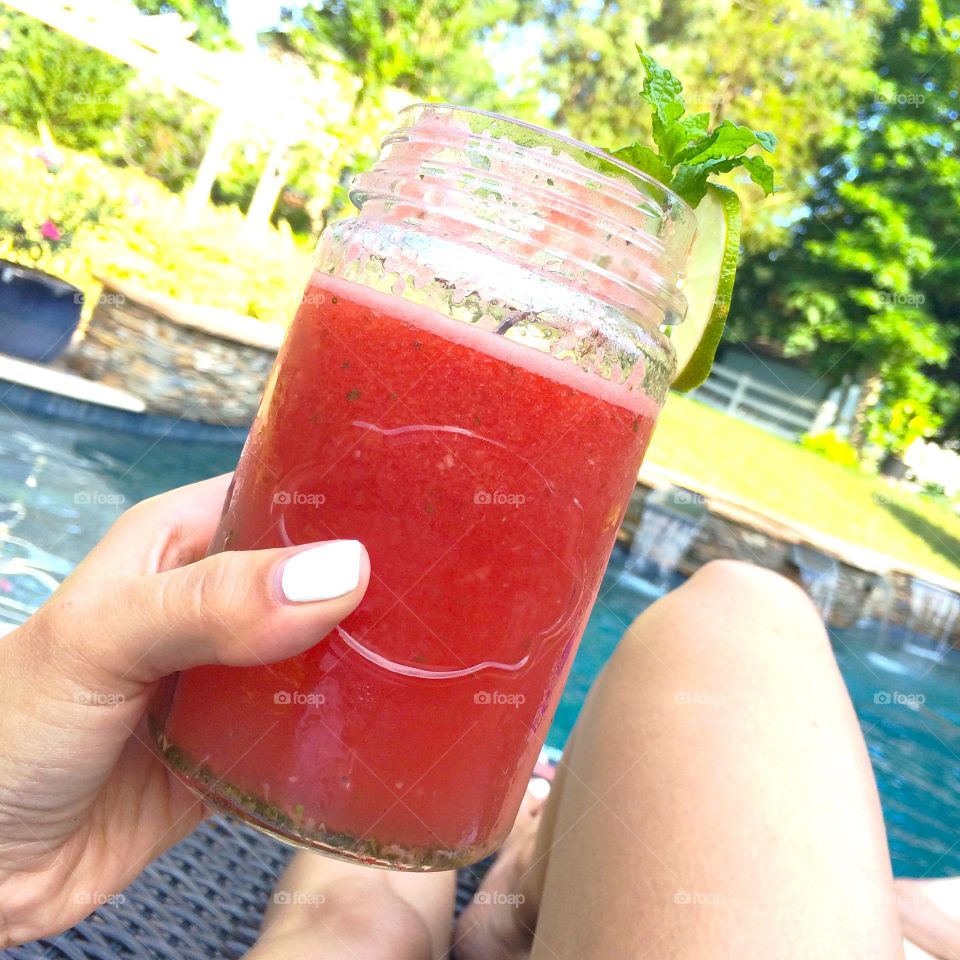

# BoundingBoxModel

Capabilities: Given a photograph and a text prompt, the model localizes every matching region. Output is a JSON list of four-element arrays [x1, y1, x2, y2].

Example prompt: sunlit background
[[0, 0, 958, 894]]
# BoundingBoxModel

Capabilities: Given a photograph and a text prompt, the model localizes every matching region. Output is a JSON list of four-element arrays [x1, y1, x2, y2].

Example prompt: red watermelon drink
[[149, 105, 695, 869]]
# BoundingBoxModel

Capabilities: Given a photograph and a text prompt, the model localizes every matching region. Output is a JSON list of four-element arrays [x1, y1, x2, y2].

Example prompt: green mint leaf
[[672, 155, 778, 206], [637, 45, 685, 123], [650, 113, 676, 160], [611, 142, 673, 184], [740, 154, 777, 195], [677, 121, 767, 164], [683, 112, 712, 138], [673, 131, 719, 166], [672, 155, 777, 206], [755, 131, 778, 153], [654, 111, 712, 167], [609, 48, 778, 209], [671, 159, 742, 207]]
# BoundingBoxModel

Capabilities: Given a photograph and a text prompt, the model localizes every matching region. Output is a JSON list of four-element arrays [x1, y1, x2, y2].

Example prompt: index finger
[[73, 472, 235, 578]]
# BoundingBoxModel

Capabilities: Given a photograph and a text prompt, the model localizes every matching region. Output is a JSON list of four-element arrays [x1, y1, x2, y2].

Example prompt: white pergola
[[0, 0, 355, 230]]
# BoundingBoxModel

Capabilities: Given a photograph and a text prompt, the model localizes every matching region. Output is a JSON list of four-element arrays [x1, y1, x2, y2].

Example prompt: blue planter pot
[[879, 452, 910, 480], [0, 259, 83, 363]]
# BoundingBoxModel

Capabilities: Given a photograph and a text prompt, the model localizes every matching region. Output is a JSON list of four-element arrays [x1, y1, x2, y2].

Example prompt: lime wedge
[[669, 183, 742, 392]]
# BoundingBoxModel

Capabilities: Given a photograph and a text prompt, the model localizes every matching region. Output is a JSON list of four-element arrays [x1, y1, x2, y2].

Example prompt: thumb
[[48, 540, 370, 687]]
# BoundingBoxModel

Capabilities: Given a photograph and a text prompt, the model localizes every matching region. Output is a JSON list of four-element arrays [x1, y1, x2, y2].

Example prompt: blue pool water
[[1, 408, 958, 878], [551, 559, 960, 878]]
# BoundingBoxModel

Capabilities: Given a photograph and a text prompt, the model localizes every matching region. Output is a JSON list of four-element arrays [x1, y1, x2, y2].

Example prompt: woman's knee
[[689, 557, 813, 605], [670, 559, 820, 632], [613, 558, 831, 678]]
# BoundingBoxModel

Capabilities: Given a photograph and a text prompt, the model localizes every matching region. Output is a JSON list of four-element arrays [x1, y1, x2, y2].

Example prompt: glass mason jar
[[149, 105, 694, 870]]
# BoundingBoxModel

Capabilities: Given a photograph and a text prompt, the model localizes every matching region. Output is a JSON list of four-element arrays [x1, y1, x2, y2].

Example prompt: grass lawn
[[645, 394, 960, 582]]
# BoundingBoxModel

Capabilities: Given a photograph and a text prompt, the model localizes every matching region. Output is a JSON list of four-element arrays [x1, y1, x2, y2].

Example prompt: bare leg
[[457, 560, 904, 959], [245, 851, 455, 960]]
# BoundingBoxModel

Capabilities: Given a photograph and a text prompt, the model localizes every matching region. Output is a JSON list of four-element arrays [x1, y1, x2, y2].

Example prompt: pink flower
[[30, 147, 62, 172], [40, 220, 63, 242]]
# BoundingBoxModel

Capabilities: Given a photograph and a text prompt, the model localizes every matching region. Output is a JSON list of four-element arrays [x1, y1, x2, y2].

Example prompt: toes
[[516, 778, 551, 821], [528, 776, 551, 809]]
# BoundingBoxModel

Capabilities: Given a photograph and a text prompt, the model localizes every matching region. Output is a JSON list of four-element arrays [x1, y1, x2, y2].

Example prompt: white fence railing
[[691, 363, 825, 439]]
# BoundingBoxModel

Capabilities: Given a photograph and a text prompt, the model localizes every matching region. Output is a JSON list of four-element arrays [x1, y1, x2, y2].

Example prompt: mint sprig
[[612, 47, 777, 208]]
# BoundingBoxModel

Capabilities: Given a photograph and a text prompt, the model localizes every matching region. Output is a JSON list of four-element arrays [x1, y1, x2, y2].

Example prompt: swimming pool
[[1, 407, 957, 877], [553, 561, 960, 878]]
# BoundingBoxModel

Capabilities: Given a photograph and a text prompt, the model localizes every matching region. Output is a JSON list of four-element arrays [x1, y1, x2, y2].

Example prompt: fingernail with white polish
[[280, 540, 363, 603]]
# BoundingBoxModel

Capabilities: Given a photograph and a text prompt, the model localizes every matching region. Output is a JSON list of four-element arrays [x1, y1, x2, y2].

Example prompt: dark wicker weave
[[2, 817, 489, 960]]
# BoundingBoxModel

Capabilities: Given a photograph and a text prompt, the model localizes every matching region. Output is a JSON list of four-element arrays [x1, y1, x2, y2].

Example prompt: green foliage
[[869, 398, 942, 456], [731, 0, 959, 445], [260, 1, 541, 228], [104, 84, 216, 193], [0, 11, 131, 149], [0, 128, 312, 325], [0, 0, 953, 457], [611, 48, 776, 207], [534, 0, 888, 244], [0, 146, 119, 269], [800, 431, 861, 469], [84, 192, 313, 322], [919, 482, 950, 506], [269, 0, 527, 108], [532, 0, 664, 146]]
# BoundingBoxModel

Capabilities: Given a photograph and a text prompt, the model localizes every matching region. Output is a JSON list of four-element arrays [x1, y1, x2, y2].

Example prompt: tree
[[532, 0, 889, 245], [100, 4, 233, 196], [105, 86, 216, 193], [261, 0, 538, 225], [532, 0, 670, 147], [730, 0, 960, 449], [271, 0, 529, 109], [0, 12, 131, 149]]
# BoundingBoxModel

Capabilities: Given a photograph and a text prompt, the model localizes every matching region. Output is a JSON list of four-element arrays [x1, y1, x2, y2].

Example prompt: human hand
[[0, 474, 369, 947]]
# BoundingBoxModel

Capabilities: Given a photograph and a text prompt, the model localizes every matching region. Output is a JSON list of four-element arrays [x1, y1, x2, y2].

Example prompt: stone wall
[[623, 483, 960, 646], [67, 278, 282, 426]]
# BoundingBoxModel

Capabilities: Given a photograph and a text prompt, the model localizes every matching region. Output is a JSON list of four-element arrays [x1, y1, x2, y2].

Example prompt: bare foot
[[245, 849, 456, 960], [452, 778, 551, 960]]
